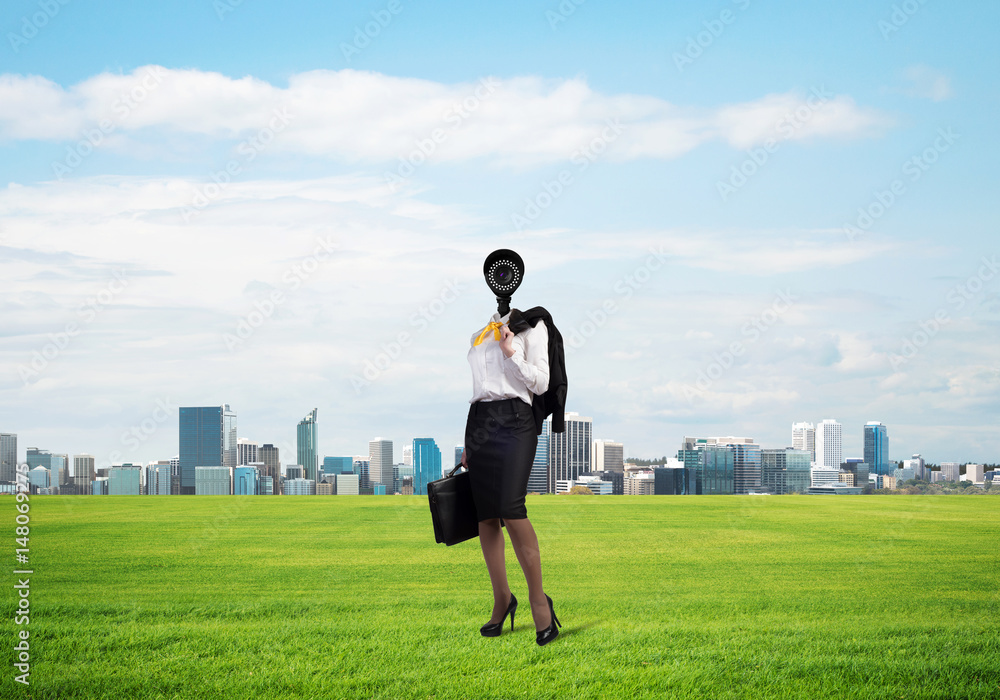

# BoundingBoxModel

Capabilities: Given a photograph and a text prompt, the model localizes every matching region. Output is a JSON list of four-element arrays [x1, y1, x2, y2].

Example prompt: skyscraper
[[528, 428, 549, 494], [815, 419, 842, 469], [792, 422, 816, 462], [369, 438, 393, 492], [548, 413, 592, 493], [179, 404, 237, 494], [678, 438, 735, 495], [0, 433, 16, 483], [762, 448, 812, 494], [237, 438, 259, 466], [708, 436, 761, 494], [863, 421, 890, 475], [74, 454, 96, 494], [297, 408, 318, 482], [593, 440, 624, 473], [258, 444, 280, 494], [412, 438, 441, 495]]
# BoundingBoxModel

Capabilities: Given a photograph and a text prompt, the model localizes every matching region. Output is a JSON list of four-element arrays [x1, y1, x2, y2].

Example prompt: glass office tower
[[412, 438, 442, 495], [864, 421, 890, 475], [179, 405, 236, 495], [297, 408, 318, 482]]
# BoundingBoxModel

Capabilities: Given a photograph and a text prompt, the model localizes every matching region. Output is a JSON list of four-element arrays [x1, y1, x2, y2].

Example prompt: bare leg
[[478, 519, 512, 623], [503, 517, 552, 631]]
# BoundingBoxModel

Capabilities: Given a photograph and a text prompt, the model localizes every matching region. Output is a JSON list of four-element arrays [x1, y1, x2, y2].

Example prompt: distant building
[[678, 438, 735, 494], [234, 466, 259, 495], [810, 465, 840, 488], [528, 429, 549, 494], [556, 474, 613, 495], [258, 445, 279, 494], [761, 448, 812, 494], [237, 438, 258, 467], [284, 478, 316, 495], [354, 459, 370, 488], [652, 466, 689, 495], [593, 440, 624, 473], [939, 462, 960, 482], [285, 465, 304, 480], [369, 438, 393, 492], [0, 433, 16, 484], [454, 445, 464, 470], [336, 473, 359, 495], [297, 408, 319, 482], [548, 413, 592, 493], [893, 465, 916, 483], [808, 483, 863, 495], [863, 422, 890, 475], [316, 479, 334, 495], [708, 437, 761, 494], [840, 459, 870, 490], [815, 419, 842, 469], [179, 405, 236, 494], [74, 454, 96, 494], [323, 456, 354, 475], [108, 465, 142, 495], [965, 464, 985, 484], [902, 454, 926, 480], [412, 438, 442, 495], [146, 462, 172, 495], [195, 466, 232, 495], [28, 466, 51, 492], [624, 471, 656, 495], [791, 422, 816, 462]]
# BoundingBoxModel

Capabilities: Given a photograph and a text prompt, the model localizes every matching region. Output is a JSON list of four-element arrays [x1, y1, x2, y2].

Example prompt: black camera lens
[[489, 260, 519, 291]]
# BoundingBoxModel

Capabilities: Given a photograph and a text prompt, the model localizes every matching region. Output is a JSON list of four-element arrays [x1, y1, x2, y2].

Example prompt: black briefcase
[[427, 464, 479, 546]]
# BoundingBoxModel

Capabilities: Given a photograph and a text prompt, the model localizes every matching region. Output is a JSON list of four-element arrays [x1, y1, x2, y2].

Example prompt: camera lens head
[[483, 249, 524, 298]]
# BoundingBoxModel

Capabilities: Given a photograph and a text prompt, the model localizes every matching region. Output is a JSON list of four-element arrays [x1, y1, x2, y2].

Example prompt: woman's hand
[[461, 448, 468, 469], [499, 324, 515, 358]]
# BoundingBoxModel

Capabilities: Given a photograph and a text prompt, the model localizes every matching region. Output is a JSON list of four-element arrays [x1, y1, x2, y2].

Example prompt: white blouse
[[468, 311, 550, 405]]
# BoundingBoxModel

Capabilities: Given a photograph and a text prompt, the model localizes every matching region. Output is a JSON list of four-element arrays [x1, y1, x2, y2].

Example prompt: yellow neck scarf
[[473, 321, 503, 346]]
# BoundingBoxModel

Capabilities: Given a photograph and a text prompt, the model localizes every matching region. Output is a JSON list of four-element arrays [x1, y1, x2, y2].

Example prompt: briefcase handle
[[447, 463, 467, 478]]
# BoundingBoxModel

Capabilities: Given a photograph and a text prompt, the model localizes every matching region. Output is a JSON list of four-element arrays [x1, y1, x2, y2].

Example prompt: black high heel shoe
[[480, 593, 517, 637], [535, 594, 562, 646]]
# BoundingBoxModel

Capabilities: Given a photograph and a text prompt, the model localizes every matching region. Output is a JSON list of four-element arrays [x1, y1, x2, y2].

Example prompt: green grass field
[[5, 494, 999, 699]]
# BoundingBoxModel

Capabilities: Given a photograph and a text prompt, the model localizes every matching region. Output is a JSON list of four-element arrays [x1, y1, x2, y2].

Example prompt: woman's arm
[[499, 321, 550, 395]]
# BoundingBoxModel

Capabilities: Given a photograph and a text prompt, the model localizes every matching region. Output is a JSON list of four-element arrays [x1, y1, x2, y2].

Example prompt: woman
[[460, 308, 562, 646]]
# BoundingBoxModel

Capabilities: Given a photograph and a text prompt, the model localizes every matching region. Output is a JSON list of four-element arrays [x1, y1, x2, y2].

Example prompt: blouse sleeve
[[503, 320, 550, 395]]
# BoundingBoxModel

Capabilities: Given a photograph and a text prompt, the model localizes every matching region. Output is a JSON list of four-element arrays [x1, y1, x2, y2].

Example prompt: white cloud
[[901, 65, 953, 102], [0, 66, 892, 166]]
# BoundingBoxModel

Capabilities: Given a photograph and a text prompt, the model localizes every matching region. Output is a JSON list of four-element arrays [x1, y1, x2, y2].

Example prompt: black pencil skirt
[[464, 397, 538, 521]]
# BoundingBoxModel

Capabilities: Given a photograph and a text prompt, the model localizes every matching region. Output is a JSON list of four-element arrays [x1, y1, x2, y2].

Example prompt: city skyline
[[2, 2, 998, 465]]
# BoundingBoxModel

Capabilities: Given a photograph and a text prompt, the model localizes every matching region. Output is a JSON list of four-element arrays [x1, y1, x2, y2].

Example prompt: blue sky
[[2, 0, 998, 470]]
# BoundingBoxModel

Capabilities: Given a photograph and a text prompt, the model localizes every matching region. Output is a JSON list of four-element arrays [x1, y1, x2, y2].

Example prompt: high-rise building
[[369, 438, 393, 491], [761, 448, 812, 494], [28, 466, 51, 492], [548, 413, 592, 493], [74, 454, 96, 494], [179, 405, 236, 494], [0, 433, 16, 483], [528, 429, 549, 494], [403, 445, 413, 466], [593, 440, 624, 473], [939, 462, 960, 482], [234, 466, 259, 495], [412, 438, 442, 496], [678, 438, 735, 494], [354, 459, 370, 488], [297, 408, 318, 482], [454, 445, 464, 470], [27, 447, 60, 471], [323, 456, 354, 475], [258, 444, 280, 495], [108, 466, 142, 495], [903, 454, 926, 481], [863, 421, 890, 475], [237, 438, 259, 466], [145, 461, 171, 495], [841, 459, 871, 489], [815, 419, 842, 469], [792, 423, 816, 462], [708, 437, 761, 494]]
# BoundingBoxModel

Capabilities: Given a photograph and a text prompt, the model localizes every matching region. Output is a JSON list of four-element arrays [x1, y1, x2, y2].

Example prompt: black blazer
[[508, 306, 567, 434]]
